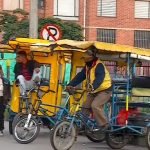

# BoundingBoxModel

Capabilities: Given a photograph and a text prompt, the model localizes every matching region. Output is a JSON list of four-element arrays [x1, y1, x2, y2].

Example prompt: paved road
[[0, 121, 147, 150]]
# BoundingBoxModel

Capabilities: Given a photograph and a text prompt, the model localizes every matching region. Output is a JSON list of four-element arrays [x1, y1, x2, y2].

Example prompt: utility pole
[[29, 0, 38, 38]]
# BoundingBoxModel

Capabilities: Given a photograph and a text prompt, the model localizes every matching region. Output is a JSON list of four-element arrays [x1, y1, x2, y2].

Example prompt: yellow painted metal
[[69, 52, 87, 106], [0, 44, 14, 53], [8, 38, 66, 115], [125, 95, 129, 111], [10, 84, 20, 113]]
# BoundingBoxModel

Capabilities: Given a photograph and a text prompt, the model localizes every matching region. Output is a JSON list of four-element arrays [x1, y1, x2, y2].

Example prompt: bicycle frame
[[24, 92, 71, 128], [65, 89, 111, 133]]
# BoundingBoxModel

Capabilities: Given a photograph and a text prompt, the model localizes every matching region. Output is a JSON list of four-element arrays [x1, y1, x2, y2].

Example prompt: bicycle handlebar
[[65, 86, 86, 101]]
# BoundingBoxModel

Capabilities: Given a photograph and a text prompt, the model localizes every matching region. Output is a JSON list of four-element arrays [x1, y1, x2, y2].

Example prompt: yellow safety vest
[[86, 60, 112, 93]]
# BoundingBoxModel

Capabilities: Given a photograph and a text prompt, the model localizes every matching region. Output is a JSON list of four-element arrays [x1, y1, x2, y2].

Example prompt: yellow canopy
[[7, 38, 150, 59], [8, 38, 50, 52], [51, 39, 150, 57], [0, 44, 15, 53]]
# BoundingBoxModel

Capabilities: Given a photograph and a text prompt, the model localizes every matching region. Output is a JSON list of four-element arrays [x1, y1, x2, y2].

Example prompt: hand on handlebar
[[65, 86, 75, 95], [87, 84, 94, 93], [87, 87, 92, 92], [65, 86, 75, 91]]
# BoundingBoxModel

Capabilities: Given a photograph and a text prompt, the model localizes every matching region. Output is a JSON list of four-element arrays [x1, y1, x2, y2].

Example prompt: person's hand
[[87, 87, 92, 92], [35, 68, 40, 73], [87, 84, 94, 93], [65, 86, 74, 91], [65, 86, 76, 95]]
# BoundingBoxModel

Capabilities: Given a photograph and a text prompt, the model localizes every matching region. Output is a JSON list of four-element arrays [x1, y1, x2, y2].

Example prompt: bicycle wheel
[[146, 127, 150, 149], [12, 113, 24, 131], [50, 121, 77, 150], [13, 116, 40, 144], [106, 132, 129, 149], [85, 129, 105, 142], [9, 120, 13, 135]]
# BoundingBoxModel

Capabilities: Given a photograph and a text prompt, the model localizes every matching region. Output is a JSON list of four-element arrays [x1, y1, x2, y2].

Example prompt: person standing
[[0, 65, 11, 136]]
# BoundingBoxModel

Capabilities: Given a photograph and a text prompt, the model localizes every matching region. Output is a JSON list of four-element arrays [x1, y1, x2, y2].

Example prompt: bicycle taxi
[[10, 38, 106, 144], [46, 39, 150, 150], [5, 38, 72, 135]]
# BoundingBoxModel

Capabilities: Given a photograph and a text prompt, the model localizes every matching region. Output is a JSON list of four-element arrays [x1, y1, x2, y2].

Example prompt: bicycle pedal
[[38, 121, 43, 125]]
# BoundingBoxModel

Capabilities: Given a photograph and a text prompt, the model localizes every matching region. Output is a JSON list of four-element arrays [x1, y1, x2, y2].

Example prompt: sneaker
[[0, 131, 4, 136], [92, 124, 109, 132]]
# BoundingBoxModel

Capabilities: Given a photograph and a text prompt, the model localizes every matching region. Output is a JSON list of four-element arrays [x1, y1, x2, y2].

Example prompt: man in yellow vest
[[66, 49, 112, 131]]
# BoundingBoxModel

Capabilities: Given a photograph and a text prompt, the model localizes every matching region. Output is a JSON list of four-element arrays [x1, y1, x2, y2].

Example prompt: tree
[[0, 9, 83, 43]]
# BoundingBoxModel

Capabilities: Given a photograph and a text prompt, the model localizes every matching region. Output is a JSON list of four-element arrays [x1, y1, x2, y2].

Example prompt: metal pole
[[83, 0, 87, 41], [29, 0, 38, 38]]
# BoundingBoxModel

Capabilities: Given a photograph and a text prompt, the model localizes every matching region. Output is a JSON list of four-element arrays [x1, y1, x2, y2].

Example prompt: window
[[134, 31, 150, 49], [54, 0, 79, 20], [38, 0, 45, 9], [97, 0, 116, 17], [3, 0, 24, 10], [135, 1, 150, 18], [40, 64, 51, 86], [64, 63, 71, 85], [97, 29, 116, 43]]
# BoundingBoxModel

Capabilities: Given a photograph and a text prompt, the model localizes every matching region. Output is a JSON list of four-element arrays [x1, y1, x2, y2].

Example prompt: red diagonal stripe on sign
[[45, 27, 57, 41]]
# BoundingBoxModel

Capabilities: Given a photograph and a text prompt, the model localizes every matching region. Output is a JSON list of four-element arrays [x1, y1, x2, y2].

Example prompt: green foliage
[[2, 15, 29, 43], [13, 8, 28, 15], [0, 10, 83, 43]]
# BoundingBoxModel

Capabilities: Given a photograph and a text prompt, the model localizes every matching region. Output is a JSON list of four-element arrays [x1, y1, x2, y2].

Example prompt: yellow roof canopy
[[50, 39, 150, 57]]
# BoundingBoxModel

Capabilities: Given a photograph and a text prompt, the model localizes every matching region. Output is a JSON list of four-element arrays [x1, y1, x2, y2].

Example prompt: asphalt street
[[0, 121, 148, 150]]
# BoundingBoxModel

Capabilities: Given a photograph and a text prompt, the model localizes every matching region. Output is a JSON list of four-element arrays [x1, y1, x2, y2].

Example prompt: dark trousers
[[0, 97, 6, 131]]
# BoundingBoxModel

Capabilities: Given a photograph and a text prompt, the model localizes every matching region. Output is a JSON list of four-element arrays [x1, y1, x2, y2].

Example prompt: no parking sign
[[40, 24, 62, 41]]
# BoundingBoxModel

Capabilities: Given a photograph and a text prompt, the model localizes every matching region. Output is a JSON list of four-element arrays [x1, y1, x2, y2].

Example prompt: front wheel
[[13, 116, 40, 144], [9, 120, 13, 135], [50, 121, 77, 150], [12, 113, 25, 131], [106, 132, 129, 149]]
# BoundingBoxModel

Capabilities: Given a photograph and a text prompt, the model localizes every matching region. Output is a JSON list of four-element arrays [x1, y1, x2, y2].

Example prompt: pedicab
[[8, 38, 104, 144], [7, 38, 70, 135], [9, 39, 112, 144], [46, 39, 150, 150]]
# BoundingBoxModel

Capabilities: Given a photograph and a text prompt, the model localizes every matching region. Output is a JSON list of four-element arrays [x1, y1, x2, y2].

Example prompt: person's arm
[[92, 63, 105, 90], [31, 60, 40, 73], [34, 60, 40, 68], [14, 63, 21, 79], [67, 67, 86, 87]]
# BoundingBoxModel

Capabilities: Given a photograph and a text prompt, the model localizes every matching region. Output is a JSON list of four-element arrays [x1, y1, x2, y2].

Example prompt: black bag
[[132, 76, 150, 88]]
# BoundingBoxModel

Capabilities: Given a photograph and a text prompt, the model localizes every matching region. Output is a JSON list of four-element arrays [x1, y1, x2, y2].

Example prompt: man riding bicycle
[[66, 49, 112, 131]]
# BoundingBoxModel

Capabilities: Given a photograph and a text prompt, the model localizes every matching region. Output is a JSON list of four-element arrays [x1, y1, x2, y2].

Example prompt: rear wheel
[[85, 129, 105, 142], [146, 128, 150, 149], [13, 116, 40, 144], [50, 121, 77, 150], [106, 132, 129, 149]]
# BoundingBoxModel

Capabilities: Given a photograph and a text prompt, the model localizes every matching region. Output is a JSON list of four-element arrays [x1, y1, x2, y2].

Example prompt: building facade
[[0, 0, 149, 49]]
